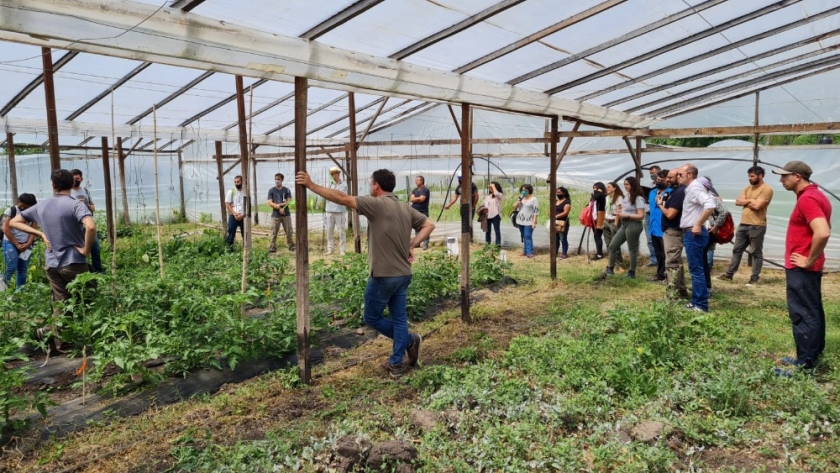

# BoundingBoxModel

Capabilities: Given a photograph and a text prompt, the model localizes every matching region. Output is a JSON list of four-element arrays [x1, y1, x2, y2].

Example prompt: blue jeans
[[485, 215, 501, 245], [683, 228, 710, 311], [645, 212, 657, 265], [522, 225, 534, 256], [555, 226, 569, 256], [90, 233, 103, 273], [3, 239, 31, 289], [227, 215, 244, 246], [364, 275, 413, 366]]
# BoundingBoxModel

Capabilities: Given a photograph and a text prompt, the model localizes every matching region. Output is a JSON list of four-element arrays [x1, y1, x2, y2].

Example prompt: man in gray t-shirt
[[12, 169, 96, 353], [296, 168, 434, 377]]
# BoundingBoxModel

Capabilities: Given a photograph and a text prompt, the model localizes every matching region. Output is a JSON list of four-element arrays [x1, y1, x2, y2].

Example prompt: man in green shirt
[[296, 169, 435, 377]]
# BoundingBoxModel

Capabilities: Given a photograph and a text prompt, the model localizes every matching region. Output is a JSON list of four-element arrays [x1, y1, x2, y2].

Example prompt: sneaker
[[648, 276, 665, 282], [289, 245, 296, 252], [268, 248, 276, 254], [718, 273, 733, 281], [781, 356, 800, 366], [625, 271, 636, 279], [745, 276, 759, 287], [646, 262, 657, 267], [325, 250, 333, 256], [592, 254, 604, 261], [560, 253, 567, 259], [406, 333, 421, 367], [382, 361, 408, 378], [684, 303, 705, 313], [598, 266, 614, 280]]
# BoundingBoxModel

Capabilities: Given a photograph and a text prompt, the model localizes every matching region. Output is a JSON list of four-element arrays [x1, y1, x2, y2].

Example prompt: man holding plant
[[296, 168, 435, 377]]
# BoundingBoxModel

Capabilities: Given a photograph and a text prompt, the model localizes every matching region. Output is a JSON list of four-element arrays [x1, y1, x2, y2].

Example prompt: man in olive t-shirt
[[720, 165, 773, 285], [296, 169, 435, 377]]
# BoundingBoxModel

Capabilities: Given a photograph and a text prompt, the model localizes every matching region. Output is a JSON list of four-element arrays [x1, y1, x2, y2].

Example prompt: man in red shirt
[[772, 161, 832, 375]]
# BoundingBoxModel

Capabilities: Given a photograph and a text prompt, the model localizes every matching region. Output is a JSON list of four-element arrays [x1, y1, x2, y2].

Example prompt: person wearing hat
[[677, 163, 716, 312], [325, 166, 348, 255], [719, 165, 773, 286], [2, 193, 38, 290], [772, 161, 831, 375], [444, 175, 479, 242]]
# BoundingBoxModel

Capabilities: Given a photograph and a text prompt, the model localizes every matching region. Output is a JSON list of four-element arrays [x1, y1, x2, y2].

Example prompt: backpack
[[715, 212, 735, 244], [579, 200, 595, 228]]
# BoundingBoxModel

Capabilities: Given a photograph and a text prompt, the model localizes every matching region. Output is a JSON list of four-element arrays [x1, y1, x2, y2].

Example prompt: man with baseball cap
[[325, 166, 348, 256], [772, 160, 831, 376]]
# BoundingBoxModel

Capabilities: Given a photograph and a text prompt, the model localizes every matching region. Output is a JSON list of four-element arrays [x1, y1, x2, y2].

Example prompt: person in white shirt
[[678, 164, 717, 312], [325, 166, 348, 255], [225, 175, 246, 248]]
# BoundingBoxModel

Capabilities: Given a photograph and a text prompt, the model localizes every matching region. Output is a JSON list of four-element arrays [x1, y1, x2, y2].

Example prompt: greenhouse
[[2, 0, 840, 471]]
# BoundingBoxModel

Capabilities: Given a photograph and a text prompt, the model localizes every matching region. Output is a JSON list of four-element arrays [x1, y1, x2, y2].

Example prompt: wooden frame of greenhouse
[[2, 0, 840, 383]]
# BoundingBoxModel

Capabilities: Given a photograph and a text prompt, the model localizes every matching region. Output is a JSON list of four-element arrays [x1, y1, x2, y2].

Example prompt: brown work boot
[[382, 361, 408, 378]]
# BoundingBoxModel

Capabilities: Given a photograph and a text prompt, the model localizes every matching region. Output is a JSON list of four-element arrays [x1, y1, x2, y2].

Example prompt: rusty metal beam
[[606, 29, 840, 108], [505, 0, 726, 85], [66, 61, 151, 121], [0, 50, 78, 117], [454, 0, 628, 75], [391, 0, 527, 60], [626, 45, 840, 113], [580, 4, 840, 102], [304, 96, 385, 137], [299, 0, 385, 40], [544, 0, 803, 95], [170, 0, 206, 12], [128, 71, 214, 125], [263, 93, 349, 136], [646, 53, 840, 117]]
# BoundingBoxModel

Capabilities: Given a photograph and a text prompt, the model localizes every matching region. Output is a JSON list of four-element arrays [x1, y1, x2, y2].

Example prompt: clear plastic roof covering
[[0, 0, 840, 149]]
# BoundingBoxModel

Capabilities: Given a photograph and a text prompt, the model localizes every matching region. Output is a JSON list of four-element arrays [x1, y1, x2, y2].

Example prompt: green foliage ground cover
[[164, 274, 840, 472], [0, 226, 508, 429]]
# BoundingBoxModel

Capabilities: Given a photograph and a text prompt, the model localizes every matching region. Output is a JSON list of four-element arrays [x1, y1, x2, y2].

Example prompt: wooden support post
[[177, 150, 186, 221], [152, 106, 165, 279], [460, 103, 472, 324], [41, 47, 61, 170], [551, 121, 580, 176], [116, 137, 130, 225], [6, 133, 17, 200], [347, 92, 362, 254], [100, 137, 115, 248], [753, 91, 760, 165], [549, 116, 558, 280], [294, 76, 311, 384], [215, 141, 227, 238], [248, 88, 259, 226], [236, 76, 252, 314], [635, 137, 643, 182]]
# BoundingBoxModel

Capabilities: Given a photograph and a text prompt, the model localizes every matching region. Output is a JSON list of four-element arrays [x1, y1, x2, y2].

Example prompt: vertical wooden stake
[[152, 106, 164, 279], [235, 76, 252, 314], [551, 121, 579, 176], [100, 137, 115, 248], [460, 103, 472, 324], [6, 133, 17, 200], [294, 77, 311, 384], [248, 87, 259, 226], [635, 137, 643, 183], [117, 137, 130, 225], [215, 141, 227, 238], [177, 150, 186, 222], [347, 93, 361, 253], [41, 47, 60, 171], [549, 116, 558, 280]]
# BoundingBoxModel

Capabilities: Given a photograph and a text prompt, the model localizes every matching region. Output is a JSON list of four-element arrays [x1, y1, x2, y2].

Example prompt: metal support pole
[[100, 137, 115, 247], [177, 150, 186, 221], [215, 141, 227, 237], [549, 116, 558, 280], [41, 47, 61, 170], [6, 133, 17, 200], [460, 103, 472, 324], [348, 92, 361, 253], [294, 76, 311, 384], [116, 137, 130, 225]]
